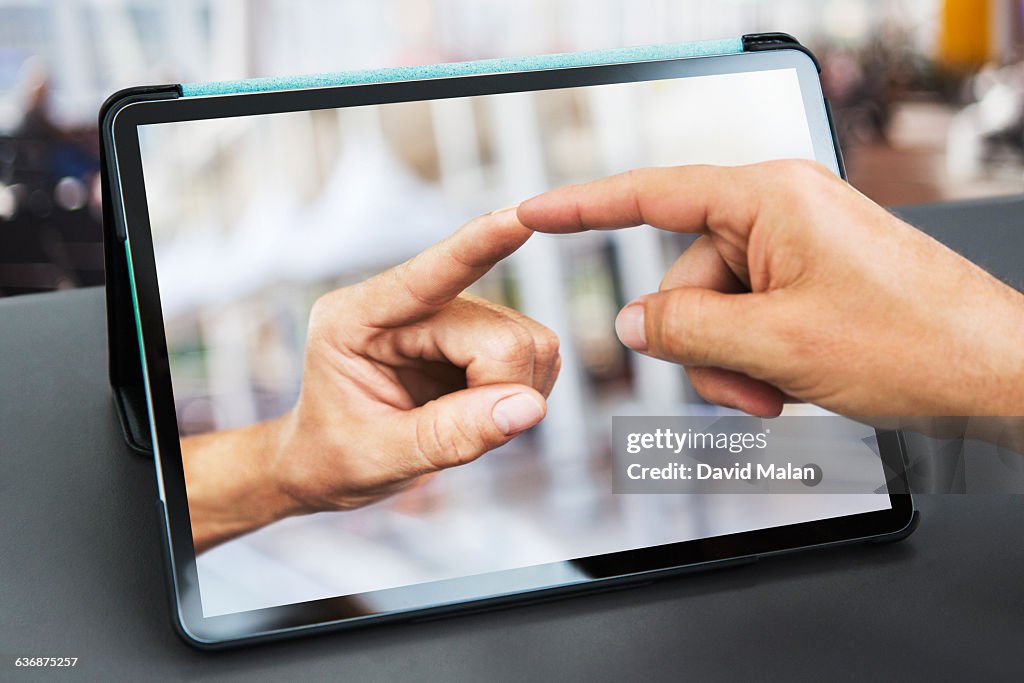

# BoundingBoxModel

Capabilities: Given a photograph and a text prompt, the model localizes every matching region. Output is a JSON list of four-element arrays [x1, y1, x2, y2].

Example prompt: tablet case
[[101, 32, 839, 456]]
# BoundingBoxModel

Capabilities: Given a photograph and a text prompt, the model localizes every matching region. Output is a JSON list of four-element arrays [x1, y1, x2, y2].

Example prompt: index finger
[[354, 207, 531, 327], [516, 164, 785, 240]]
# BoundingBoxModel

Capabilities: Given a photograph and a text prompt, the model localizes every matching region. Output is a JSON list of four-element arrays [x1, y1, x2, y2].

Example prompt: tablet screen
[[134, 65, 892, 619]]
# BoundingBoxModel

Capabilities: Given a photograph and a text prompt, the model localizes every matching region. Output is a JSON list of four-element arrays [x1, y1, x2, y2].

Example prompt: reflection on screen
[[139, 68, 890, 617]]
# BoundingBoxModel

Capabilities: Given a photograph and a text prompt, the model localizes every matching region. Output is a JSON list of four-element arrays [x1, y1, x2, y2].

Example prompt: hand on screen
[[280, 207, 559, 508], [183, 208, 559, 553], [518, 159, 1024, 418]]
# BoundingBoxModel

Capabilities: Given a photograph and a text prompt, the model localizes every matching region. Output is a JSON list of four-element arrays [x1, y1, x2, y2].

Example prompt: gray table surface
[[2, 196, 1023, 681]]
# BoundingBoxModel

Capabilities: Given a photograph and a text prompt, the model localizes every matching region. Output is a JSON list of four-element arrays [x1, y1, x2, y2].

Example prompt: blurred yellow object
[[938, 0, 993, 70]]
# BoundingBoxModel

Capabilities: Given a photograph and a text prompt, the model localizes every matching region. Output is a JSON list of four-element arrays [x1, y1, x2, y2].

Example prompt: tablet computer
[[101, 34, 915, 648]]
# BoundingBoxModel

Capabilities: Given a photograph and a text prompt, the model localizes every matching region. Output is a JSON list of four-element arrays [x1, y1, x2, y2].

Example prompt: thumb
[[401, 384, 547, 473], [615, 288, 781, 376]]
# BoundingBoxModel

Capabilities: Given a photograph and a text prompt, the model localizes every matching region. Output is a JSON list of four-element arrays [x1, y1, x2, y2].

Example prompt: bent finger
[[466, 294, 561, 396], [686, 366, 784, 418], [660, 234, 749, 293], [382, 296, 540, 391]]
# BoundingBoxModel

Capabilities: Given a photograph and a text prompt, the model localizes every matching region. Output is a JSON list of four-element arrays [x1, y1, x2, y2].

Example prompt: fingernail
[[615, 302, 647, 351], [490, 203, 519, 215], [492, 393, 545, 435]]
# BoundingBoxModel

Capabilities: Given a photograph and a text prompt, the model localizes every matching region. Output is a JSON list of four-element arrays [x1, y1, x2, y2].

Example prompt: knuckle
[[651, 290, 702, 363], [782, 159, 835, 193], [414, 409, 451, 470], [684, 290, 714, 365], [623, 168, 649, 223], [532, 326, 561, 363], [758, 159, 818, 188], [480, 319, 535, 366], [415, 407, 482, 470], [623, 167, 645, 188], [773, 158, 822, 177], [307, 292, 333, 325], [307, 287, 370, 347], [309, 287, 356, 324], [751, 160, 836, 222], [306, 292, 339, 340], [397, 263, 448, 308]]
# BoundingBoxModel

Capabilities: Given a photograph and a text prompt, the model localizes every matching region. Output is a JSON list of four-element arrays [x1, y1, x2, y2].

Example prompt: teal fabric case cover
[[180, 37, 744, 97]]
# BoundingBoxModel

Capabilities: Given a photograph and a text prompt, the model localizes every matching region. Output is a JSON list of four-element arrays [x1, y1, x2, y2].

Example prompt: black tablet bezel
[[106, 49, 915, 647]]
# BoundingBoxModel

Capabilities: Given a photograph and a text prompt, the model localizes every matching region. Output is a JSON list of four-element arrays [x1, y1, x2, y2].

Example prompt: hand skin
[[183, 208, 560, 554], [517, 159, 1024, 420]]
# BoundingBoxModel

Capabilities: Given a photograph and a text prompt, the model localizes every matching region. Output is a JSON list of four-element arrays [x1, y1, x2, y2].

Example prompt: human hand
[[517, 160, 1024, 418], [184, 208, 559, 552]]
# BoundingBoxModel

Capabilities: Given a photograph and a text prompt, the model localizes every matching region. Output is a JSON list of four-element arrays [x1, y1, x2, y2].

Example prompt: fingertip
[[744, 395, 784, 418], [448, 205, 533, 268], [516, 191, 576, 233], [731, 383, 785, 418], [514, 195, 543, 228], [615, 300, 648, 352], [729, 389, 784, 418], [688, 367, 784, 418], [481, 203, 529, 237], [491, 389, 547, 435], [490, 203, 520, 216], [714, 394, 783, 419]]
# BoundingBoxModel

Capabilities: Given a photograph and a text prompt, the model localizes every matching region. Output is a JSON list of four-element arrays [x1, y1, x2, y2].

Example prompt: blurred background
[[0, 0, 1022, 297]]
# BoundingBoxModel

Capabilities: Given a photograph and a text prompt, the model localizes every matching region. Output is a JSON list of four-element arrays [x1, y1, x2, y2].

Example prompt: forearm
[[182, 413, 302, 554], [891, 283, 1024, 451], [952, 287, 1024, 443], [949, 273, 1024, 417]]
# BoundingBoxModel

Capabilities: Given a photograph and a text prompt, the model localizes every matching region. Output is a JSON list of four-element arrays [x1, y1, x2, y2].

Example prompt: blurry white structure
[[585, 84, 689, 411], [487, 91, 591, 467], [430, 97, 487, 197], [946, 63, 1024, 180]]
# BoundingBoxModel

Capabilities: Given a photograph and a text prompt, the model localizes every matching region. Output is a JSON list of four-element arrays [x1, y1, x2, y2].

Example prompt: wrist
[[245, 412, 311, 521], [263, 407, 325, 517], [948, 284, 1024, 416], [183, 413, 305, 553]]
